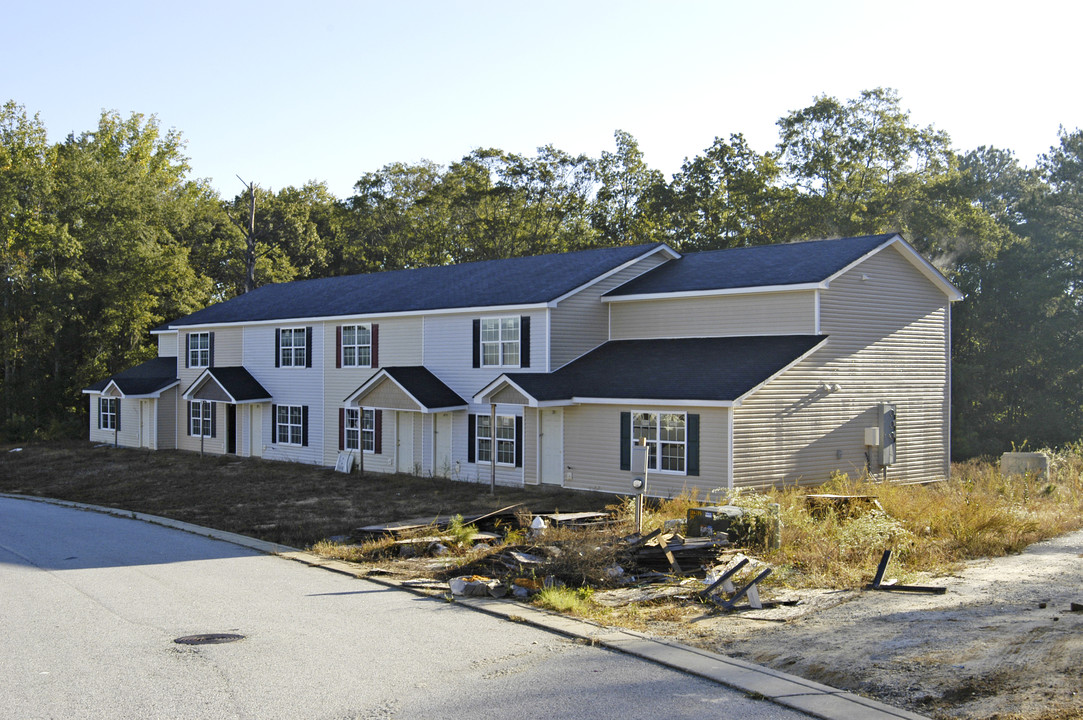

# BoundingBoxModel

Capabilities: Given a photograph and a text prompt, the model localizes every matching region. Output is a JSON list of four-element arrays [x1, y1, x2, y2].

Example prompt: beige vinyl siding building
[[609, 289, 816, 339]]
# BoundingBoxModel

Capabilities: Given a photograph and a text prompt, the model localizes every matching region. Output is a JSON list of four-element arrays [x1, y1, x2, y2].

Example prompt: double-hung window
[[476, 414, 516, 465], [481, 317, 519, 367], [279, 328, 307, 367], [341, 325, 371, 367], [276, 405, 304, 445], [188, 332, 210, 368], [190, 400, 214, 438], [99, 397, 118, 430], [632, 412, 687, 473], [344, 408, 376, 452]]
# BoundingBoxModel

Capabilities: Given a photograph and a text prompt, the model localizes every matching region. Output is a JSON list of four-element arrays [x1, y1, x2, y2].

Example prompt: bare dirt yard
[[663, 531, 1083, 720]]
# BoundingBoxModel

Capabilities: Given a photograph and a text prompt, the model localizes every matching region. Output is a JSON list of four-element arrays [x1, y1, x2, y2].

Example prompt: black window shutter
[[374, 410, 383, 454], [271, 404, 278, 442], [335, 326, 342, 369], [620, 411, 631, 471], [686, 414, 700, 476], [515, 415, 523, 467], [185, 334, 190, 369], [210, 402, 216, 438], [115, 399, 120, 432], [301, 405, 309, 446], [186, 401, 192, 436], [97, 398, 102, 429], [274, 329, 281, 368], [472, 319, 481, 368], [520, 316, 530, 368], [209, 332, 215, 368], [338, 408, 344, 451], [305, 327, 313, 368], [468, 413, 476, 463], [371, 324, 379, 367]]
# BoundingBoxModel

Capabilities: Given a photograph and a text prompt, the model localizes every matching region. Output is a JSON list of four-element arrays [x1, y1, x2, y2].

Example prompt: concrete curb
[[4, 493, 928, 720]]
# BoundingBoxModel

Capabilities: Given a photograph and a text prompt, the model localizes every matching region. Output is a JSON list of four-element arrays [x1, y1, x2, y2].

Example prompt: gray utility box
[[687, 505, 746, 538]]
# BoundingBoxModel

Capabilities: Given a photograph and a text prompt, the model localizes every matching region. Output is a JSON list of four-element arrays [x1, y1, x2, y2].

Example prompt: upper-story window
[[473, 316, 529, 368], [188, 332, 211, 368], [341, 325, 372, 367], [276, 327, 312, 368]]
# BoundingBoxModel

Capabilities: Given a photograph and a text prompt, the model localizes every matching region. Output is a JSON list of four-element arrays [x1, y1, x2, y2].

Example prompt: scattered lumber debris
[[1070, 602, 1082, 613], [627, 533, 729, 576], [538, 511, 613, 530], [866, 549, 947, 594]]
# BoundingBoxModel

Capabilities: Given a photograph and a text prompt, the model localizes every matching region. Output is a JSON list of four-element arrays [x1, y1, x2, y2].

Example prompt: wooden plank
[[698, 558, 749, 599], [656, 533, 683, 575], [721, 568, 773, 610]]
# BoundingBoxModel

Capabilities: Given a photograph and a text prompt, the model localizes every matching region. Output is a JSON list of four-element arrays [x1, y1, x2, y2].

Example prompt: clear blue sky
[[4, 0, 1079, 199]]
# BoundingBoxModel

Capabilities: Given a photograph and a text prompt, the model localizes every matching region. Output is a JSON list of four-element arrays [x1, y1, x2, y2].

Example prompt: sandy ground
[[658, 531, 1083, 719]]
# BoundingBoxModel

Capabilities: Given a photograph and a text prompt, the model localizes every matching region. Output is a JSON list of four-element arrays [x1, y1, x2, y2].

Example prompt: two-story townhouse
[[86, 233, 962, 496]]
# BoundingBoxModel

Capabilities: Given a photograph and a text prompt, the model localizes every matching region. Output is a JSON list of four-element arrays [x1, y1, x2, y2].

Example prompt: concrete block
[[1000, 452, 1050, 481]]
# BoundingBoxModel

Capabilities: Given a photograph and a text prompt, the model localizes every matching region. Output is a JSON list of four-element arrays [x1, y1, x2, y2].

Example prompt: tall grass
[[648, 445, 1083, 589]]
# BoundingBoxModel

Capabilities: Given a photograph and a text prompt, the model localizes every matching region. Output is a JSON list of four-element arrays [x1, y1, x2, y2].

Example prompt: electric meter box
[[879, 402, 897, 466], [687, 505, 746, 538]]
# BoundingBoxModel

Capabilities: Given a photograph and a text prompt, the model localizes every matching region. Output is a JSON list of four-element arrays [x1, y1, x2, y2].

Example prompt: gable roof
[[345, 366, 467, 412], [83, 357, 178, 397], [479, 335, 828, 406], [605, 234, 899, 298], [163, 243, 670, 329], [182, 367, 272, 404]]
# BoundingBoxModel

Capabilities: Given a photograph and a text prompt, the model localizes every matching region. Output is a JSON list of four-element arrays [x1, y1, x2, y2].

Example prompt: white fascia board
[[547, 244, 680, 307], [733, 336, 831, 404], [602, 282, 824, 304], [149, 328, 177, 336], [570, 396, 735, 408], [472, 376, 540, 406], [164, 302, 551, 331], [181, 371, 238, 403], [822, 234, 964, 301], [344, 371, 426, 412]]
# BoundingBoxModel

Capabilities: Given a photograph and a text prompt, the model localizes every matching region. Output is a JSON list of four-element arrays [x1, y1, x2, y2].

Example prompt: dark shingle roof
[[84, 357, 178, 395], [501, 336, 827, 402], [605, 234, 897, 297], [370, 367, 467, 410], [164, 243, 666, 328], [193, 367, 272, 402]]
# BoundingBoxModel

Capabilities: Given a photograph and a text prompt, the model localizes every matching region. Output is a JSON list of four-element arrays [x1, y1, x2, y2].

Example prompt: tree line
[[2, 89, 1079, 457]]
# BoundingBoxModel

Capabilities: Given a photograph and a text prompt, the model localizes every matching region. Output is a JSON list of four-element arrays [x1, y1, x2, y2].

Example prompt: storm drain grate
[[174, 633, 245, 645]]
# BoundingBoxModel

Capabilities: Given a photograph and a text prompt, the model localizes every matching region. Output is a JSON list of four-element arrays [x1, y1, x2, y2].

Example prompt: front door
[[249, 405, 262, 458], [539, 408, 564, 485], [226, 404, 237, 454], [396, 411, 413, 474], [434, 413, 452, 477], [139, 400, 154, 449]]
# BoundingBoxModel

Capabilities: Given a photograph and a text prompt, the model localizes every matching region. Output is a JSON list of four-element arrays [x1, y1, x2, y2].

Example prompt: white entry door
[[139, 400, 154, 449], [434, 413, 452, 477], [396, 412, 414, 474], [249, 405, 262, 458], [539, 408, 564, 485]]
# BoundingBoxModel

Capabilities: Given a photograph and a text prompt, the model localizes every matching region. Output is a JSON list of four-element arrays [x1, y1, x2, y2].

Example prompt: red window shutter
[[335, 326, 342, 369]]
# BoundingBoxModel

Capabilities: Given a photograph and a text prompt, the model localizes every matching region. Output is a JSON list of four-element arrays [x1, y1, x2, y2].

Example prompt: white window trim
[[341, 324, 372, 368], [189, 331, 210, 368], [345, 407, 376, 453], [280, 327, 307, 368], [277, 404, 304, 446], [632, 411, 688, 475], [476, 414, 516, 467], [480, 316, 520, 368], [190, 400, 213, 438], [100, 397, 118, 430]]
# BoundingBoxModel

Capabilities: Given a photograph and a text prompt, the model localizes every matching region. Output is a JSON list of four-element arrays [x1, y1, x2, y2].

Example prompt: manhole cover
[[174, 633, 245, 645]]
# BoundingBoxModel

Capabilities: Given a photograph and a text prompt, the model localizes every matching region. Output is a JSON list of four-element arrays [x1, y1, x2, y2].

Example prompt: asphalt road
[[0, 497, 812, 720]]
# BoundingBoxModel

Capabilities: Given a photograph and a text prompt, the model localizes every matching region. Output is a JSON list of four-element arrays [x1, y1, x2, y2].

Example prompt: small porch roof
[[345, 366, 467, 413], [82, 357, 179, 398], [182, 366, 272, 404], [475, 335, 829, 408]]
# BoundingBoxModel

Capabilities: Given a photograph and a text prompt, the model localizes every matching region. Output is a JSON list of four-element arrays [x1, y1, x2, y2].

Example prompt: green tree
[[590, 130, 668, 245]]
